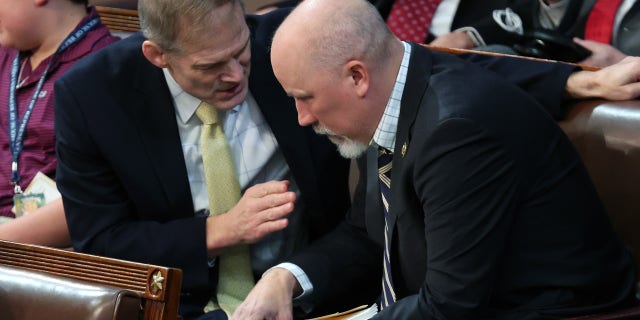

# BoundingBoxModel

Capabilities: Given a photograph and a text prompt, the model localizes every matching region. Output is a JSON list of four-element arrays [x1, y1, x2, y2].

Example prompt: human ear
[[344, 60, 370, 98], [142, 40, 170, 68]]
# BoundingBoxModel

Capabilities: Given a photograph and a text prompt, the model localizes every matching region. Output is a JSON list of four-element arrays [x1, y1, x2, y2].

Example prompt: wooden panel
[[96, 6, 141, 33]]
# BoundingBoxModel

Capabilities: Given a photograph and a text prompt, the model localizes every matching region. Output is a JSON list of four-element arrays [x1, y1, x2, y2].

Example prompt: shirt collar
[[163, 68, 244, 124], [372, 41, 411, 152]]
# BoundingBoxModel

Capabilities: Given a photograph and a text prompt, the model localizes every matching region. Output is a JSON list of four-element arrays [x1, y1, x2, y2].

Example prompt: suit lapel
[[126, 52, 194, 214], [388, 44, 432, 230], [619, 1, 640, 29], [364, 147, 387, 244]]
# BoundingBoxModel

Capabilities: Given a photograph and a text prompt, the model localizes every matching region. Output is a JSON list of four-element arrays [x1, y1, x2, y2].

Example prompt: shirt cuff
[[454, 26, 487, 47], [265, 262, 314, 299]]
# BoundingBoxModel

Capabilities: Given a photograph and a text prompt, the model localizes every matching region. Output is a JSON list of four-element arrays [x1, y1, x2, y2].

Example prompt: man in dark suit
[[233, 0, 637, 319], [54, 0, 640, 319], [53, 0, 354, 319]]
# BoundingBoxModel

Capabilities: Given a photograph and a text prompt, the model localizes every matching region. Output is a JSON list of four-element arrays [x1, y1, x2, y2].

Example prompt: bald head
[[270, 0, 405, 153], [272, 0, 396, 71]]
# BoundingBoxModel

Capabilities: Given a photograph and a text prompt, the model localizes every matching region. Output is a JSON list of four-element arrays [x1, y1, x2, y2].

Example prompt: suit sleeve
[[289, 155, 383, 316], [375, 118, 520, 319], [461, 54, 577, 120]]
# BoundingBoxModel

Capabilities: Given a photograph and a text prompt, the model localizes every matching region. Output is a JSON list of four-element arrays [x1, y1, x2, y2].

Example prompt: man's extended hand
[[231, 268, 300, 320], [566, 56, 640, 100], [206, 180, 296, 256], [430, 31, 475, 49], [574, 38, 628, 68]]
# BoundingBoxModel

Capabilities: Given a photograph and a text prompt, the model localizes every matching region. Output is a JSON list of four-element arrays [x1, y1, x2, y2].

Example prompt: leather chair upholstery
[[0, 265, 141, 320], [560, 99, 640, 270], [560, 99, 640, 320]]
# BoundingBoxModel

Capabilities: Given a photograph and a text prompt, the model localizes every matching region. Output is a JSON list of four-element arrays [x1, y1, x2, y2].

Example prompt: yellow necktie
[[196, 101, 254, 316]]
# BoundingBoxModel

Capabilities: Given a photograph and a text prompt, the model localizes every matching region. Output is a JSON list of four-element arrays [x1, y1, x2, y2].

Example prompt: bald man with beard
[[232, 0, 637, 319]]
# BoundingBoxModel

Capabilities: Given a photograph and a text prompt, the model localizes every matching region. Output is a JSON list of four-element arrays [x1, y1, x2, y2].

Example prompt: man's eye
[[196, 64, 222, 71]]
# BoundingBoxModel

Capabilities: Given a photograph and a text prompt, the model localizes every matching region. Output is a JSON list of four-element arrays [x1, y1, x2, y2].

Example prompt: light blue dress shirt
[[163, 69, 309, 275]]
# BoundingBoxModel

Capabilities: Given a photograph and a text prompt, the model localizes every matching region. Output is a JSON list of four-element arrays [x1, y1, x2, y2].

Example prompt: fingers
[[620, 82, 640, 100], [221, 180, 296, 245], [244, 181, 297, 213], [245, 190, 296, 217], [244, 201, 292, 243], [246, 180, 291, 198], [206, 181, 297, 252], [573, 37, 590, 47], [596, 57, 640, 99], [263, 200, 294, 221], [254, 218, 290, 240], [573, 38, 602, 51]]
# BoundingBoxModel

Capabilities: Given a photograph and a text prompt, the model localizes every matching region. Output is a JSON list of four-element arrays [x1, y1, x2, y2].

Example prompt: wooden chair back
[[96, 6, 141, 34], [559, 100, 640, 320], [0, 240, 182, 320]]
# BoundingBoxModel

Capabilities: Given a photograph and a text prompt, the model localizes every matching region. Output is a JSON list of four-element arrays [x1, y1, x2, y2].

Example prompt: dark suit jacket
[[54, 10, 351, 316], [290, 43, 635, 319]]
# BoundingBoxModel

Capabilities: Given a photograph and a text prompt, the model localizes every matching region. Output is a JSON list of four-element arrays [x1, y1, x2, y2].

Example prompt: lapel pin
[[401, 142, 407, 158]]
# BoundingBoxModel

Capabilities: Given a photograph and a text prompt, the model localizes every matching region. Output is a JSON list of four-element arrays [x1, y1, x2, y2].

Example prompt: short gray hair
[[138, 0, 242, 53]]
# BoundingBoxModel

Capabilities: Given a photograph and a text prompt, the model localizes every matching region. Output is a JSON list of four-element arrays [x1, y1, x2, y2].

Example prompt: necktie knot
[[378, 148, 393, 181], [196, 101, 219, 125]]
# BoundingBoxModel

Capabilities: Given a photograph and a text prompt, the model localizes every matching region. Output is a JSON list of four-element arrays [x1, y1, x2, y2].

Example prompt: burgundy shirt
[[0, 7, 119, 217]]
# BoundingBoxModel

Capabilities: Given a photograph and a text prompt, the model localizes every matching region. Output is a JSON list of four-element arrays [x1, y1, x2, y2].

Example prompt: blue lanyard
[[8, 17, 99, 193]]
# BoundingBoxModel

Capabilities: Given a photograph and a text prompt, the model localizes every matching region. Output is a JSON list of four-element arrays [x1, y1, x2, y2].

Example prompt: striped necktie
[[378, 147, 396, 308], [196, 101, 254, 316]]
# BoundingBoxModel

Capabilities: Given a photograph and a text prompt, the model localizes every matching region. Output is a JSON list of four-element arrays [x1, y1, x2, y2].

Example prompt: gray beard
[[313, 125, 368, 159]]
